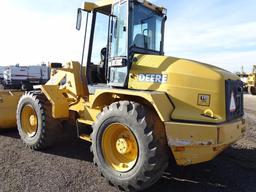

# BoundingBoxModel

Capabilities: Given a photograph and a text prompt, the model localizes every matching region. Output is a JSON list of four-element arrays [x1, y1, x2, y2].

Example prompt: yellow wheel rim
[[21, 105, 38, 137], [102, 123, 138, 172]]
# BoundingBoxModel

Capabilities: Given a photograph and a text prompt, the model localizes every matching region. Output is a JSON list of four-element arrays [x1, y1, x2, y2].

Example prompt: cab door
[[108, 0, 128, 87]]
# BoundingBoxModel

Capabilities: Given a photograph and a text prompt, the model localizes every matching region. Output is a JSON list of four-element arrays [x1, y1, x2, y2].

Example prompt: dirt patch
[[0, 96, 256, 192]]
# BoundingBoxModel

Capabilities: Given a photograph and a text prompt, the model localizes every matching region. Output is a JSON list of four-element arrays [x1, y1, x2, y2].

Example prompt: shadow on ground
[[0, 127, 93, 162], [37, 123, 94, 162], [148, 147, 256, 192], [0, 128, 20, 139], [43, 134, 93, 162]]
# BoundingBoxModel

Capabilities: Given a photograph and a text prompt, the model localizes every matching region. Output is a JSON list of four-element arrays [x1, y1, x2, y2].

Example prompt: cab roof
[[83, 0, 166, 15]]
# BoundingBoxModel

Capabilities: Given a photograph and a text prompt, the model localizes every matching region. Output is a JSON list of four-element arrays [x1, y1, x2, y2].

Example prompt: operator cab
[[76, 0, 167, 90]]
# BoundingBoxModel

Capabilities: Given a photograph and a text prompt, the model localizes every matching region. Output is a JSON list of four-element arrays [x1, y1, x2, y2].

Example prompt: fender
[[90, 89, 174, 122]]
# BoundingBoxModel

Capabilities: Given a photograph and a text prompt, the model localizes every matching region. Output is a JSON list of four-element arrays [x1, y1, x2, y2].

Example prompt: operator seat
[[133, 34, 150, 49], [97, 47, 107, 82], [87, 47, 107, 84]]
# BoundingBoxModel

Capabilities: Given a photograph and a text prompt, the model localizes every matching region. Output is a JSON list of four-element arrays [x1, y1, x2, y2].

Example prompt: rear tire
[[16, 92, 61, 150], [91, 101, 169, 191]]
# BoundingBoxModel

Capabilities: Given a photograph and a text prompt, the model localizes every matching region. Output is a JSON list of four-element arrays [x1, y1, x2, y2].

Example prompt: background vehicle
[[0, 66, 8, 83], [236, 66, 248, 88], [246, 65, 256, 95], [237, 65, 256, 95], [14, 0, 245, 191], [3, 64, 50, 90]]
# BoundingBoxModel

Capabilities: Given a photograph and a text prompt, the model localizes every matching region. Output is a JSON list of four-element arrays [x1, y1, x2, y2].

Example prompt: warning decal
[[230, 92, 236, 112]]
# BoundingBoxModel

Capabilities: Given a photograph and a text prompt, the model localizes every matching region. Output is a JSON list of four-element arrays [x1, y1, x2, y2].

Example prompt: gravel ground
[[0, 94, 255, 192]]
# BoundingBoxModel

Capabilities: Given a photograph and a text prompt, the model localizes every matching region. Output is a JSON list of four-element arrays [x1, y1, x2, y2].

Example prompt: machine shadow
[[0, 126, 93, 162], [42, 127, 94, 163], [148, 147, 256, 192], [0, 128, 20, 139]]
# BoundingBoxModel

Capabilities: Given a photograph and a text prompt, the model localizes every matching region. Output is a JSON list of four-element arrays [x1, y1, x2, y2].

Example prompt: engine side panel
[[128, 54, 240, 123]]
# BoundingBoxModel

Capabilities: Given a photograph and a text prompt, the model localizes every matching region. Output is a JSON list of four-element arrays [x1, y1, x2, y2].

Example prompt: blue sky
[[0, 0, 255, 72]]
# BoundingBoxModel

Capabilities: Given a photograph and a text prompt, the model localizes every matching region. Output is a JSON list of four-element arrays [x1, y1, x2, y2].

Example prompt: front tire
[[16, 92, 61, 150], [91, 101, 169, 191], [21, 83, 33, 91]]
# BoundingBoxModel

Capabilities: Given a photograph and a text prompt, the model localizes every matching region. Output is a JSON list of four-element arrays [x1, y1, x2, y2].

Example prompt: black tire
[[16, 91, 61, 150], [91, 101, 169, 191], [21, 84, 33, 91], [248, 86, 256, 95]]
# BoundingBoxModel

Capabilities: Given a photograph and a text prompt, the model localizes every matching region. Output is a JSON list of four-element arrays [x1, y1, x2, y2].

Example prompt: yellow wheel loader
[[15, 0, 246, 191], [247, 65, 256, 95]]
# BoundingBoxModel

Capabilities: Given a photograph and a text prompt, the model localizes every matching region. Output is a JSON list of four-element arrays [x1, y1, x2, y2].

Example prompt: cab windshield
[[130, 3, 165, 54]]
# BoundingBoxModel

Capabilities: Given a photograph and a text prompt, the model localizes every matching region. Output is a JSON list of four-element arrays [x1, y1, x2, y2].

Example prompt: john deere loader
[[15, 0, 245, 191]]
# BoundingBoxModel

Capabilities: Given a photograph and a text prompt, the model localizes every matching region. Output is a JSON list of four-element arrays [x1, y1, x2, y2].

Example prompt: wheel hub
[[29, 115, 37, 127], [116, 137, 132, 154]]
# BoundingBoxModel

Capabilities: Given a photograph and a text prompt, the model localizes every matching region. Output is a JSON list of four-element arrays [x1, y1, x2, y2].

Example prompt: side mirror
[[76, 8, 83, 30]]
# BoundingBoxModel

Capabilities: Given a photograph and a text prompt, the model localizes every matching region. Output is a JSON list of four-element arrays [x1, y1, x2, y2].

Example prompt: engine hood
[[128, 54, 241, 123]]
